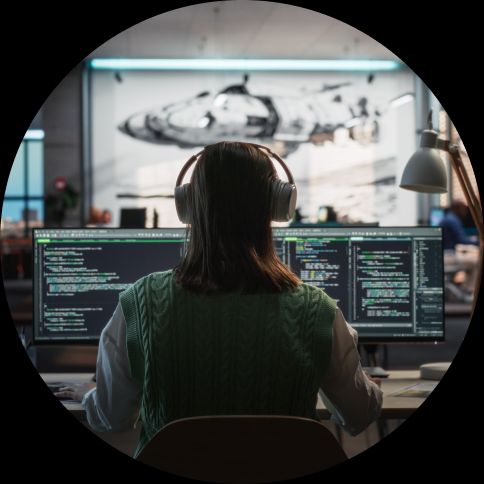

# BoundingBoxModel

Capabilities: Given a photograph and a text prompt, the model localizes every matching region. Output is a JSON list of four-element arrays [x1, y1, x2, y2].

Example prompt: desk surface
[[42, 370, 430, 421]]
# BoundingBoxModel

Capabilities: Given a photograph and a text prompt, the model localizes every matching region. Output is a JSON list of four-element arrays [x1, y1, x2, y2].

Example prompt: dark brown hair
[[174, 141, 301, 294]]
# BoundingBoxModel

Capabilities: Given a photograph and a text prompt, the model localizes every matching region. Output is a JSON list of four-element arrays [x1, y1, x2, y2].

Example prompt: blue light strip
[[89, 58, 401, 72], [24, 129, 44, 140]]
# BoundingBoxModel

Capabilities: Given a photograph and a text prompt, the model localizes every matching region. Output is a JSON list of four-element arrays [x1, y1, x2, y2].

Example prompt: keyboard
[[47, 382, 73, 400]]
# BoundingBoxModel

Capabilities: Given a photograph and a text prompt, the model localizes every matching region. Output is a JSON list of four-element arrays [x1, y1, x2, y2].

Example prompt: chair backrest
[[137, 415, 348, 482]]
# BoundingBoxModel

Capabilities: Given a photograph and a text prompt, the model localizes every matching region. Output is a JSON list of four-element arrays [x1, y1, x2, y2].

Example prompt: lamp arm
[[447, 144, 484, 240], [445, 144, 483, 319]]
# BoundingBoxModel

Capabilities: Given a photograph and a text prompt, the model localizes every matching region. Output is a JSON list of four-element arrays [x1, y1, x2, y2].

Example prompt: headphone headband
[[175, 142, 297, 223], [175, 143, 294, 187]]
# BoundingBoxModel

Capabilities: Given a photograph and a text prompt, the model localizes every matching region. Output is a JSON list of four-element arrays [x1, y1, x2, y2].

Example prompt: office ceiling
[[87, 1, 398, 60]]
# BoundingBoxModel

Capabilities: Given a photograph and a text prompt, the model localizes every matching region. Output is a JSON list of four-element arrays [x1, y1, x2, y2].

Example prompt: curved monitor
[[33, 226, 444, 344]]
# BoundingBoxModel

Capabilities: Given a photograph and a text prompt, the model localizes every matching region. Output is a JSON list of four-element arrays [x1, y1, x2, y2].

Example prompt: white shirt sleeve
[[319, 307, 383, 436], [82, 303, 142, 432]]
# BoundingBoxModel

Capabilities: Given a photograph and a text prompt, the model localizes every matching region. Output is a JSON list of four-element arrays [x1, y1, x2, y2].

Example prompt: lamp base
[[419, 362, 451, 380]]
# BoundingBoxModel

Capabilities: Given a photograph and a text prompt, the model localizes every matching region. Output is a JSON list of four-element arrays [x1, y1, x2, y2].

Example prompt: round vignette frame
[[2, 2, 482, 478]]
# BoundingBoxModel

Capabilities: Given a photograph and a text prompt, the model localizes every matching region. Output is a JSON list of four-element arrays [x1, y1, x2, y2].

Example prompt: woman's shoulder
[[288, 282, 337, 307], [289, 281, 325, 294], [129, 269, 174, 291]]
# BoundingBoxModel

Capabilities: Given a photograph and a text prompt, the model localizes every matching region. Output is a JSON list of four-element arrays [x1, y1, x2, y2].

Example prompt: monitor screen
[[120, 208, 147, 228], [33, 228, 186, 343], [429, 207, 445, 226], [273, 226, 444, 342], [317, 206, 329, 223], [33, 226, 444, 344]]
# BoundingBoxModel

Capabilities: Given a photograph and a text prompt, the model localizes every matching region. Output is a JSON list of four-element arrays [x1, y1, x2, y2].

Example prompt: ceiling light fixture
[[89, 58, 401, 72]]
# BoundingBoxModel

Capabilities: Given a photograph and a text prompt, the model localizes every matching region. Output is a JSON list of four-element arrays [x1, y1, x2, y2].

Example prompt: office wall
[[43, 65, 83, 227], [91, 69, 417, 227]]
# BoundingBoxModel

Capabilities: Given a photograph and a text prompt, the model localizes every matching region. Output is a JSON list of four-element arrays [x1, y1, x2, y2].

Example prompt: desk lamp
[[400, 111, 483, 379]]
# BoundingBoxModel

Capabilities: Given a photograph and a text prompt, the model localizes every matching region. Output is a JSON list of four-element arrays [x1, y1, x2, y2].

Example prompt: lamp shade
[[400, 132, 448, 193]]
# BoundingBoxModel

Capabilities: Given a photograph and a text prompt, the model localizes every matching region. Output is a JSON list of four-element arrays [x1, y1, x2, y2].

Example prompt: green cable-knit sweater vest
[[119, 269, 336, 458]]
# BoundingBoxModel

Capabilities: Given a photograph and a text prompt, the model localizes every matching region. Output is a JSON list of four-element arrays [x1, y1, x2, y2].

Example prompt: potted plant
[[44, 176, 79, 227]]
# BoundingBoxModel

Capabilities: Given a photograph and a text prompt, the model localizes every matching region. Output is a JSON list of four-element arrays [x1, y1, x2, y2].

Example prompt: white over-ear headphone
[[174, 143, 297, 223], [175, 143, 297, 223]]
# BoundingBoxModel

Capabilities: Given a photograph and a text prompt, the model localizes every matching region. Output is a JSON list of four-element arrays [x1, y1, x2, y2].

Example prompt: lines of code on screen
[[34, 231, 184, 342], [353, 240, 412, 322], [273, 227, 444, 341]]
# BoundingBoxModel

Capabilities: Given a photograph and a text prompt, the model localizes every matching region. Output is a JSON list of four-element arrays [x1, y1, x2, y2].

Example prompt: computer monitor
[[429, 206, 445, 226], [33, 226, 444, 344], [273, 226, 444, 343], [120, 208, 147, 228], [33, 228, 186, 343]]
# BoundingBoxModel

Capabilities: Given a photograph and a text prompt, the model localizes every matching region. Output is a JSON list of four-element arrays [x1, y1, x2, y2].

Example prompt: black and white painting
[[117, 73, 378, 153], [91, 70, 417, 227]]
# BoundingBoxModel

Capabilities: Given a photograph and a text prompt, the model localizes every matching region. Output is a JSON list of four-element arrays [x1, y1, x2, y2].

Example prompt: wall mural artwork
[[117, 74, 379, 156], [91, 70, 417, 228]]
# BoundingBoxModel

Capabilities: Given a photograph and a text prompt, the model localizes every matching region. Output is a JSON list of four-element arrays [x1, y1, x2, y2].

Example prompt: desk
[[42, 370, 428, 422], [318, 370, 427, 420]]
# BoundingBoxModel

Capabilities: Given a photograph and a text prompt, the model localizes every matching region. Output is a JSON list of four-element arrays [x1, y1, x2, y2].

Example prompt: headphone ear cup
[[175, 183, 192, 223], [271, 180, 297, 222]]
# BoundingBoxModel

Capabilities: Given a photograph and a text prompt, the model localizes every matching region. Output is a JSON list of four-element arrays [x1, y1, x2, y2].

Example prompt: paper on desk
[[390, 382, 438, 398]]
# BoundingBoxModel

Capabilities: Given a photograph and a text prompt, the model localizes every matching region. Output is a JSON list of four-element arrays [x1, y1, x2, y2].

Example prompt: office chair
[[137, 415, 348, 482]]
